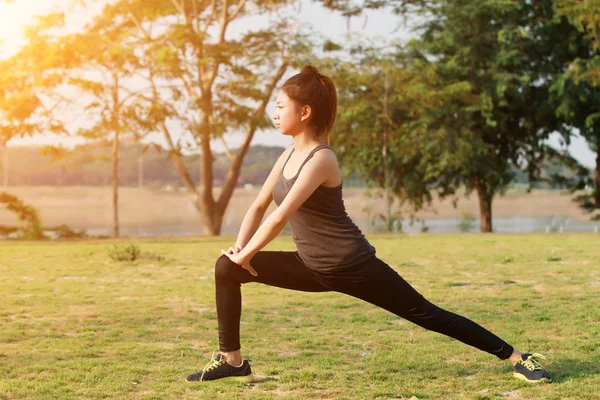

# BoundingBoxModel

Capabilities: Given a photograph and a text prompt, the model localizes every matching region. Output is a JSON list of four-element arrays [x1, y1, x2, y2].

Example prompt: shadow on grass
[[251, 376, 280, 384], [549, 358, 600, 382]]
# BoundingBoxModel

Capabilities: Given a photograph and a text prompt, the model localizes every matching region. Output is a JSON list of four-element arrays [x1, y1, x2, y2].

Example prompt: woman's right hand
[[227, 246, 242, 254]]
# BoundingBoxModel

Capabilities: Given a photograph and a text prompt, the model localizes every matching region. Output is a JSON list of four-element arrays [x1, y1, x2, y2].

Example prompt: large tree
[[325, 39, 473, 231], [553, 0, 600, 220], [20, 0, 318, 236], [557, 0, 600, 86], [402, 0, 568, 232], [73, 0, 310, 235]]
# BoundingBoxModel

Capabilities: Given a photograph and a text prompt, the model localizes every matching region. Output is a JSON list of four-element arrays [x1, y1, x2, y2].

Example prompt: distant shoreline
[[0, 186, 596, 235]]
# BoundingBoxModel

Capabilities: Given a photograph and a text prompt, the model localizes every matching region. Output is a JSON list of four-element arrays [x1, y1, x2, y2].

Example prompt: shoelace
[[200, 351, 225, 381], [521, 353, 547, 371]]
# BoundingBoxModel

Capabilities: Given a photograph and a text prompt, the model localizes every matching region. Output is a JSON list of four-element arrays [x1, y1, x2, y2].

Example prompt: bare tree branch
[[160, 120, 200, 199], [204, 0, 218, 34], [216, 61, 288, 213], [204, 0, 229, 93], [227, 0, 247, 23], [169, 0, 185, 18], [128, 11, 150, 38], [220, 136, 234, 161]]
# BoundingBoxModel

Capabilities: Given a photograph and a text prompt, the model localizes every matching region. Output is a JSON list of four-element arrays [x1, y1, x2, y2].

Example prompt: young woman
[[185, 66, 551, 384]]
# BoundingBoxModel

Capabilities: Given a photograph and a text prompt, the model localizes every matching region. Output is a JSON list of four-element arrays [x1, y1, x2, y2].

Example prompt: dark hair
[[281, 65, 337, 144]]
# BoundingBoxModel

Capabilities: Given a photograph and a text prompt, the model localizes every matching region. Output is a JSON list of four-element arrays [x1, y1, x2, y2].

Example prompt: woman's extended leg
[[325, 256, 551, 382], [325, 256, 514, 359]]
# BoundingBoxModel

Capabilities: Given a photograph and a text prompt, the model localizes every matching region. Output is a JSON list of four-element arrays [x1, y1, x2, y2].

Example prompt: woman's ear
[[300, 105, 312, 122]]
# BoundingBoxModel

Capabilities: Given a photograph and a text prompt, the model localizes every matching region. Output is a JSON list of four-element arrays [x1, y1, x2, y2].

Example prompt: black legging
[[214, 251, 514, 359]]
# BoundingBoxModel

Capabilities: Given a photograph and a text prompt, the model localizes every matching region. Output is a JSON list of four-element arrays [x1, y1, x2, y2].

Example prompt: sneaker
[[186, 352, 253, 383], [513, 353, 552, 383]]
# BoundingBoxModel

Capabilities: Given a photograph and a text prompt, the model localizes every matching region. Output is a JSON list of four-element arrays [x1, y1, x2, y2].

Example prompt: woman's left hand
[[220, 249, 258, 277]]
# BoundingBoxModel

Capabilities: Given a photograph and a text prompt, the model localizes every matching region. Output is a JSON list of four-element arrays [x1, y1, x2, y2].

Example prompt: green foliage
[[548, 1, 600, 221], [557, 0, 600, 86], [49, 224, 88, 239], [106, 243, 166, 263], [0, 192, 46, 240], [399, 0, 577, 231], [107, 243, 142, 262], [324, 37, 473, 221], [458, 212, 476, 233], [361, 189, 403, 233], [0, 225, 18, 236], [540, 147, 599, 221], [320, 0, 582, 233], [500, 256, 514, 264]]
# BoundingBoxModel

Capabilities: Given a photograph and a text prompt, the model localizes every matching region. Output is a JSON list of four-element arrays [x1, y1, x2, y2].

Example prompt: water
[[80, 215, 599, 238], [385, 216, 599, 234]]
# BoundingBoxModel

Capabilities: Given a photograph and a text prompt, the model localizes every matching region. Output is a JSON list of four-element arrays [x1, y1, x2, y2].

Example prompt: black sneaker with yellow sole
[[513, 353, 552, 383], [186, 353, 253, 383]]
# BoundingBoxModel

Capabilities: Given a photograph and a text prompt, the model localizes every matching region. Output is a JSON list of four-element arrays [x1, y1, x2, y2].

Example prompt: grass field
[[1, 234, 599, 399]]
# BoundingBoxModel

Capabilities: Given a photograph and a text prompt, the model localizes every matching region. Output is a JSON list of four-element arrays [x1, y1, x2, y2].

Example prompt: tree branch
[[169, 0, 186, 18], [227, 0, 247, 23], [220, 136, 234, 161], [216, 62, 288, 212], [204, 0, 218, 34], [128, 11, 151, 39], [160, 121, 200, 198], [204, 0, 229, 93]]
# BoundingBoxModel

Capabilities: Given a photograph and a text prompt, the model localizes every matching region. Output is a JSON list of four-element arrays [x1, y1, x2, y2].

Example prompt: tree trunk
[[474, 177, 493, 232], [111, 77, 120, 238], [1, 142, 7, 188], [595, 150, 600, 210], [197, 63, 288, 236], [382, 73, 392, 231], [112, 131, 120, 238], [200, 105, 217, 236], [203, 207, 224, 236]]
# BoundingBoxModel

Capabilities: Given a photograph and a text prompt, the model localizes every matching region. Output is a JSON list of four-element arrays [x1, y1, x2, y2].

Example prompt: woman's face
[[273, 90, 309, 136]]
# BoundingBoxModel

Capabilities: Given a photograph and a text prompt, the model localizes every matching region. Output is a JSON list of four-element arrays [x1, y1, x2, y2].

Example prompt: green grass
[[1, 234, 599, 400]]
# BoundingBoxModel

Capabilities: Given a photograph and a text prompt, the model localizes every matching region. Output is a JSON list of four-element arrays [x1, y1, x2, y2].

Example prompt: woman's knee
[[405, 298, 437, 320], [214, 254, 238, 281]]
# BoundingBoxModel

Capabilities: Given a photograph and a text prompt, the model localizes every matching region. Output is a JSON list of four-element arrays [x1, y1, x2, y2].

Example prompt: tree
[[63, 0, 313, 236], [325, 38, 472, 231], [404, 0, 567, 232], [553, 0, 600, 220], [0, 13, 66, 238], [0, 192, 45, 240], [556, 0, 600, 86], [61, 17, 145, 238], [16, 3, 158, 238]]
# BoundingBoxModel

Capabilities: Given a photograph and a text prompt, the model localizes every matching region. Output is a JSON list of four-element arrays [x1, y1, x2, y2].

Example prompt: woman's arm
[[233, 147, 292, 249], [234, 149, 338, 262], [234, 206, 266, 250]]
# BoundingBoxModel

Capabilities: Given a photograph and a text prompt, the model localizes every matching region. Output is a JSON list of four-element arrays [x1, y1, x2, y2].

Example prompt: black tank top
[[272, 145, 376, 271]]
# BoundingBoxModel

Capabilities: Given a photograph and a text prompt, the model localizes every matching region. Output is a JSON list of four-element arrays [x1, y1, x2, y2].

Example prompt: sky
[[0, 0, 596, 168]]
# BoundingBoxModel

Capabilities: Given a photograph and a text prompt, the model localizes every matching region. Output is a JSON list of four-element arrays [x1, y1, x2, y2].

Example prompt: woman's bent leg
[[215, 251, 330, 352], [330, 256, 514, 360]]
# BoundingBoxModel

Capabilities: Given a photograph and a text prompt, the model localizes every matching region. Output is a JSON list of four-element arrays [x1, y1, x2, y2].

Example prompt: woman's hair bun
[[301, 65, 320, 76]]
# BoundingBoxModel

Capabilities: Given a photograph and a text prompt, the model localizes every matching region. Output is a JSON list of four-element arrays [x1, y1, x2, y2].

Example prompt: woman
[[185, 66, 551, 384]]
